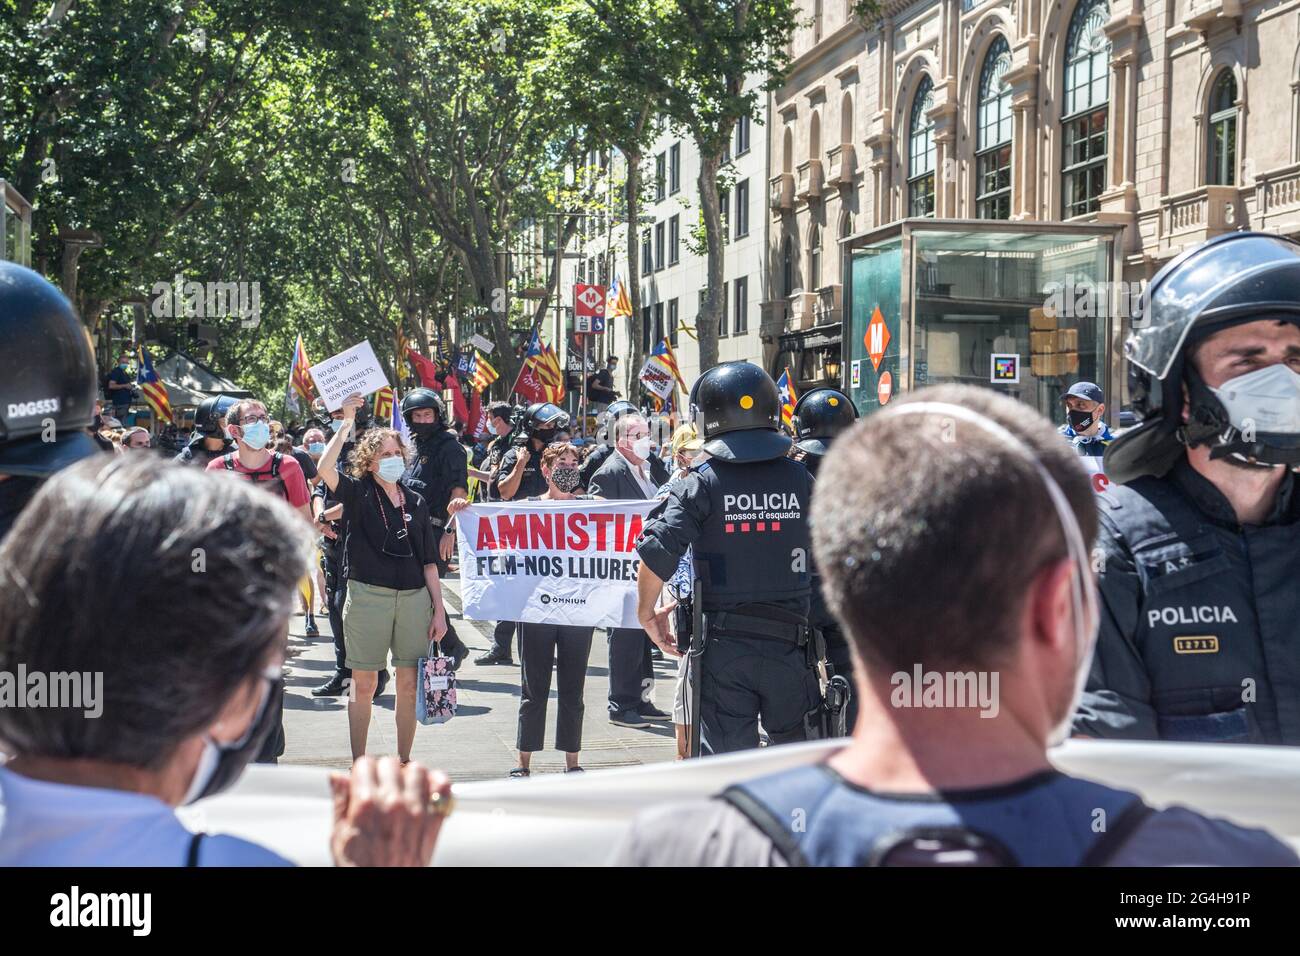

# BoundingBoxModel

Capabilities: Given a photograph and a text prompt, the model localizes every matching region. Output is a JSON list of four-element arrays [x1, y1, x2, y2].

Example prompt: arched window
[[1061, 0, 1110, 217], [810, 226, 823, 291], [976, 37, 1013, 220], [841, 91, 854, 143], [908, 76, 936, 217], [783, 234, 796, 295], [810, 111, 822, 159], [783, 127, 793, 173], [1207, 72, 1238, 186]]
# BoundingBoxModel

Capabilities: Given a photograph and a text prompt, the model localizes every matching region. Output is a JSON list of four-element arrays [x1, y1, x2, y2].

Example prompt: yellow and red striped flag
[[135, 345, 174, 424], [286, 333, 315, 414], [373, 385, 395, 422], [607, 276, 633, 319], [776, 367, 797, 432], [469, 352, 498, 392], [514, 327, 565, 404]]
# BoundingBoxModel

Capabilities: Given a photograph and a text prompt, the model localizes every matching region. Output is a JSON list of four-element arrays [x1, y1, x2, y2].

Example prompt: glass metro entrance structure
[[842, 219, 1125, 421]]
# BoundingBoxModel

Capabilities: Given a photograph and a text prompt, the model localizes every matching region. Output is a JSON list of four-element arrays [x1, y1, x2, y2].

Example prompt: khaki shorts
[[342, 580, 433, 670]]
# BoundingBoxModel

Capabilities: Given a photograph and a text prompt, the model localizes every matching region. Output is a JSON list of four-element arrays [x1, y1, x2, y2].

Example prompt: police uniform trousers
[[824, 626, 859, 732], [433, 550, 468, 664], [517, 623, 594, 754], [607, 627, 654, 715], [701, 633, 821, 755], [321, 536, 351, 679]]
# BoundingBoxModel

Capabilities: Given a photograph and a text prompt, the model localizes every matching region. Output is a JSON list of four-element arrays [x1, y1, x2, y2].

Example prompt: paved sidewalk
[[281, 578, 679, 782]]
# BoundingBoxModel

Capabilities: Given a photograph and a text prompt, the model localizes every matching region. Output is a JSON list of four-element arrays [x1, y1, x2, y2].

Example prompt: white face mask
[[631, 436, 653, 461], [1210, 363, 1300, 437]]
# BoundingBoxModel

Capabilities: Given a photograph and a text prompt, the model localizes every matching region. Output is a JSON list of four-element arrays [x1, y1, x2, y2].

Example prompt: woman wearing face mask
[[508, 443, 602, 777], [317, 393, 448, 764], [0, 456, 452, 866]]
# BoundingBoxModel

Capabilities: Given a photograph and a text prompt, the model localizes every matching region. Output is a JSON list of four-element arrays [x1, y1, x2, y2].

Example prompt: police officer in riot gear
[[789, 387, 859, 729], [174, 394, 237, 467], [0, 262, 101, 542], [579, 399, 668, 492], [400, 387, 469, 668], [1074, 231, 1300, 745], [636, 362, 823, 755], [491, 402, 569, 502]]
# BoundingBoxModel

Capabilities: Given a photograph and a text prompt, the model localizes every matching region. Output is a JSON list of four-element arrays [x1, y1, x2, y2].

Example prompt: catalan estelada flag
[[373, 385, 395, 422], [136, 345, 173, 424], [514, 326, 565, 404], [649, 337, 687, 392], [607, 276, 633, 319], [286, 333, 315, 415], [470, 352, 498, 392], [776, 367, 797, 432]]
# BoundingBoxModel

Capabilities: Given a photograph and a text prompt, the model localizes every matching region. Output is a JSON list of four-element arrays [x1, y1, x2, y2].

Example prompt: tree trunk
[[696, 149, 723, 373], [624, 149, 644, 395]]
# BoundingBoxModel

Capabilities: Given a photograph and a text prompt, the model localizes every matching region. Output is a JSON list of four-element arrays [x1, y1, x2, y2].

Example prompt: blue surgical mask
[[330, 419, 345, 433], [308, 442, 325, 455], [240, 420, 271, 450], [377, 456, 406, 482]]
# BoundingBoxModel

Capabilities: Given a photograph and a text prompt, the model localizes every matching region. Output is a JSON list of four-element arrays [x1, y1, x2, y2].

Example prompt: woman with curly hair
[[317, 393, 448, 763]]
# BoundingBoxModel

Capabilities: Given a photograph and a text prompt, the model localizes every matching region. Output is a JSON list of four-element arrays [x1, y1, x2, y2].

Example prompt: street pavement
[[281, 576, 679, 781]]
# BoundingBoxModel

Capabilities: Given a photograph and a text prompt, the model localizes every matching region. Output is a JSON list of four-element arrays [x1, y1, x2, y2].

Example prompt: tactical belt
[[708, 610, 808, 645]]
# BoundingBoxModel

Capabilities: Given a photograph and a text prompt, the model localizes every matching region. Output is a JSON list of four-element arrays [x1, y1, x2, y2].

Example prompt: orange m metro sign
[[865, 305, 891, 371]]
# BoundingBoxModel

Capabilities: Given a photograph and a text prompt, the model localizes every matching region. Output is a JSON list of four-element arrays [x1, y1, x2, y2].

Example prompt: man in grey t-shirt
[[613, 386, 1298, 867]]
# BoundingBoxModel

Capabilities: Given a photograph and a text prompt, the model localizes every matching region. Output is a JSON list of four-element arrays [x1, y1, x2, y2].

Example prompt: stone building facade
[[764, 0, 1300, 380]]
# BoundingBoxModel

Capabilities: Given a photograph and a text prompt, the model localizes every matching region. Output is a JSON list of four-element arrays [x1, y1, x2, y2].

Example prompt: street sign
[[574, 283, 607, 334], [865, 305, 890, 372]]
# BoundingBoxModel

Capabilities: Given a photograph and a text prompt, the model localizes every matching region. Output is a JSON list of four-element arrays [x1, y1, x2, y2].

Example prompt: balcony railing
[[796, 159, 823, 202], [769, 173, 795, 212], [1159, 185, 1241, 249], [825, 144, 857, 188]]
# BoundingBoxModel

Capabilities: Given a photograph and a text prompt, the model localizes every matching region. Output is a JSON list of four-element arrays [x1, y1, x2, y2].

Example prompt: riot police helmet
[[194, 394, 239, 438], [0, 262, 99, 478], [522, 402, 569, 437], [400, 387, 447, 428], [688, 361, 791, 463], [1106, 231, 1300, 481], [792, 388, 859, 456]]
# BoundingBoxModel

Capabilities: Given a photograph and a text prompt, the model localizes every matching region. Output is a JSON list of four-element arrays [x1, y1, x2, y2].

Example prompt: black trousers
[[433, 551, 467, 663], [322, 543, 350, 678], [517, 623, 594, 754], [700, 634, 821, 756], [607, 627, 653, 715], [490, 620, 516, 656], [825, 627, 858, 731]]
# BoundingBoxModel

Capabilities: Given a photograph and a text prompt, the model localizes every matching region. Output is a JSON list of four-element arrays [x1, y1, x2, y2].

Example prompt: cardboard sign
[[455, 499, 658, 628], [468, 333, 495, 355], [308, 340, 390, 411]]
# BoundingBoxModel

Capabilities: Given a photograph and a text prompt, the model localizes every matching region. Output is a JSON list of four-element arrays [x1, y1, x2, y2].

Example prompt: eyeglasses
[[240, 415, 270, 425]]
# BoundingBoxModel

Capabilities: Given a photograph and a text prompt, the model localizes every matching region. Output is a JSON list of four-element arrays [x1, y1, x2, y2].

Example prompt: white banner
[[1081, 455, 1112, 494], [454, 499, 658, 628], [307, 340, 389, 411], [638, 358, 675, 399]]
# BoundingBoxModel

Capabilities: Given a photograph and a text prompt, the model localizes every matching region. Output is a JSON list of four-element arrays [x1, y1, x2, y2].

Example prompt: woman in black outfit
[[511, 443, 598, 777]]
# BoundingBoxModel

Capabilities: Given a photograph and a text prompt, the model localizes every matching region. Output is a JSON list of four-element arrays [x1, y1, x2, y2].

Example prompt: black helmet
[[399, 387, 446, 428], [792, 388, 858, 456], [688, 361, 791, 463], [1105, 231, 1300, 482], [0, 262, 99, 478], [522, 402, 569, 436], [194, 394, 239, 437]]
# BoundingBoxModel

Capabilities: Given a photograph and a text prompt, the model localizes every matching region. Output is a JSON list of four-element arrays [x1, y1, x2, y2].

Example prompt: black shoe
[[650, 647, 664, 661], [311, 673, 349, 697], [475, 649, 514, 666], [610, 708, 651, 729], [304, 621, 320, 638], [637, 705, 670, 721], [373, 669, 390, 701]]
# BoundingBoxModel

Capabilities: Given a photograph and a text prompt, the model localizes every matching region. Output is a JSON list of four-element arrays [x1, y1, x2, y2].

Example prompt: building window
[[1061, 0, 1110, 218], [736, 114, 751, 156], [668, 214, 680, 264], [908, 76, 936, 218], [655, 152, 666, 202], [783, 234, 796, 295], [654, 221, 665, 271], [669, 142, 681, 193], [641, 304, 653, 352], [734, 276, 749, 335], [641, 228, 653, 274], [719, 187, 730, 242], [814, 0, 823, 42], [735, 179, 750, 237], [810, 226, 823, 291], [1207, 71, 1238, 186], [719, 280, 730, 338], [653, 301, 664, 344], [669, 298, 679, 347], [976, 37, 1013, 220]]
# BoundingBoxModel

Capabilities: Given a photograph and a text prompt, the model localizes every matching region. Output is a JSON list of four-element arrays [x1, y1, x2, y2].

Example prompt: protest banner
[[1081, 455, 1112, 494], [638, 358, 675, 399], [454, 499, 658, 628], [307, 340, 389, 411]]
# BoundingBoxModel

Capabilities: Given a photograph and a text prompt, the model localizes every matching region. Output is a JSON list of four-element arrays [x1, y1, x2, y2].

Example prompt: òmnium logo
[[50, 886, 151, 936], [539, 594, 585, 606]]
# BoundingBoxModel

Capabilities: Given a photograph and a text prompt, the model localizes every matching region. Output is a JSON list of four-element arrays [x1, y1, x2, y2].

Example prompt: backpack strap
[[221, 455, 235, 472], [269, 452, 282, 478], [719, 786, 813, 867], [1080, 798, 1156, 867], [185, 831, 205, 867]]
